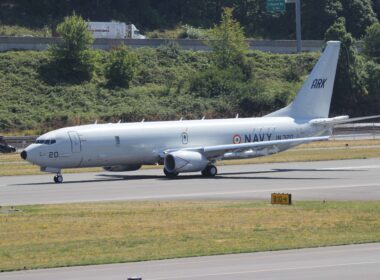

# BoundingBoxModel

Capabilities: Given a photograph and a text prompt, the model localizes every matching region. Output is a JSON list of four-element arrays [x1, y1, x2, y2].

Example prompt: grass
[[0, 24, 50, 37], [1, 139, 380, 176], [0, 200, 380, 271]]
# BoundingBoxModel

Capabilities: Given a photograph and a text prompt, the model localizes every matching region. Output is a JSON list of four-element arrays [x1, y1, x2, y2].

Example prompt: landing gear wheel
[[54, 174, 63, 183], [202, 165, 218, 177], [163, 168, 178, 178]]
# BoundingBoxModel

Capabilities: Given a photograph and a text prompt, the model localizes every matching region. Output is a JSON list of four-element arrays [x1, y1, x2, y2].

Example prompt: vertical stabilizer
[[266, 41, 341, 119]]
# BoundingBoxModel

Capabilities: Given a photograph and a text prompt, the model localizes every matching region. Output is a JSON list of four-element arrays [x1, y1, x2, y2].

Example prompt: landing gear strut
[[202, 165, 217, 177], [163, 168, 179, 178], [53, 174, 63, 183]]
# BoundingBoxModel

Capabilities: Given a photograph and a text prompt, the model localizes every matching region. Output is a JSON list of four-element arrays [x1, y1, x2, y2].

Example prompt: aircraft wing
[[201, 136, 329, 159], [163, 136, 329, 160]]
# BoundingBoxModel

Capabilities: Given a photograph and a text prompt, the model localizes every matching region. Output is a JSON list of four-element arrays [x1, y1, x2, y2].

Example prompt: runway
[[1, 243, 379, 280], [1, 158, 380, 205]]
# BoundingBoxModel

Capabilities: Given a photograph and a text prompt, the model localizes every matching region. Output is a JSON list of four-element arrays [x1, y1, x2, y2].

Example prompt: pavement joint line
[[2, 182, 380, 206], [111, 183, 380, 200], [150, 260, 380, 280]]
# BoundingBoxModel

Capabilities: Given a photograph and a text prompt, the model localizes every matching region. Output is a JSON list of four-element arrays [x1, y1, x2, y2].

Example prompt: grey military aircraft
[[20, 41, 379, 183]]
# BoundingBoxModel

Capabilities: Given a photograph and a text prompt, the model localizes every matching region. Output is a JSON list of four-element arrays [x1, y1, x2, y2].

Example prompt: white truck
[[87, 22, 145, 39]]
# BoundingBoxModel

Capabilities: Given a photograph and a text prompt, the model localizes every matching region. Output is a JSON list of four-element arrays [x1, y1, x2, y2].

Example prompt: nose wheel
[[53, 174, 63, 183]]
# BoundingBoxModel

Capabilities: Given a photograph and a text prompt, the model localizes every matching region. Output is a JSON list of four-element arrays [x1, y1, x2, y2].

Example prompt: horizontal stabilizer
[[310, 115, 380, 125]]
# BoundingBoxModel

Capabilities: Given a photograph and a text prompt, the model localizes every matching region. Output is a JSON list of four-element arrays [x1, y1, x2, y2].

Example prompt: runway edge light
[[271, 193, 292, 205]]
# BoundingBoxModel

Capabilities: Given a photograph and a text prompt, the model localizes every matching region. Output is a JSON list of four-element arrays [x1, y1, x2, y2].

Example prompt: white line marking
[[151, 260, 380, 279], [320, 165, 380, 170], [122, 183, 380, 200]]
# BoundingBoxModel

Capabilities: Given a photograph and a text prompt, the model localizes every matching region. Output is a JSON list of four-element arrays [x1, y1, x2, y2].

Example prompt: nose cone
[[20, 150, 27, 160]]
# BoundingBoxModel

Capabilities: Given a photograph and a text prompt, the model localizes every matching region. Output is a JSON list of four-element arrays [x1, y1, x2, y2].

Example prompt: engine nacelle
[[164, 151, 209, 173], [103, 164, 142, 172]]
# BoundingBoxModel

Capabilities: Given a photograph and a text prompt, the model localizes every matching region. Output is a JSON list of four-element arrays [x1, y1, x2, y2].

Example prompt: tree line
[[43, 10, 380, 118], [0, 0, 378, 40]]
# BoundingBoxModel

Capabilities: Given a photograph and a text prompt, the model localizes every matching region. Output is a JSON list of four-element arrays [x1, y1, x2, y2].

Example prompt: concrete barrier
[[0, 36, 324, 53]]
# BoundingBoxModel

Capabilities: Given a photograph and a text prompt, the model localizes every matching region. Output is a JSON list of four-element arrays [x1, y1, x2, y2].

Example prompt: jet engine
[[164, 151, 209, 173], [103, 164, 142, 172]]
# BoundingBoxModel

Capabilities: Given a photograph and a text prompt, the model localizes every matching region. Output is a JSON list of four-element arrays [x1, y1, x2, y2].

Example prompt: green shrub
[[105, 45, 138, 88], [44, 14, 95, 84], [181, 25, 208, 39], [363, 61, 380, 95], [157, 41, 182, 60], [206, 8, 248, 68], [189, 66, 246, 98], [362, 23, 380, 63]]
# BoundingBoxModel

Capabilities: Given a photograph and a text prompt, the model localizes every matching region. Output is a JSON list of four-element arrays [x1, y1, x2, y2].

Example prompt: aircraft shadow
[[99, 171, 335, 181], [12, 168, 361, 185]]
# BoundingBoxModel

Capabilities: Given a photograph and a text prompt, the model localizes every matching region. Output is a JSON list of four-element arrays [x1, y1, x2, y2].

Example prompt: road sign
[[271, 193, 292, 205], [266, 0, 285, 13]]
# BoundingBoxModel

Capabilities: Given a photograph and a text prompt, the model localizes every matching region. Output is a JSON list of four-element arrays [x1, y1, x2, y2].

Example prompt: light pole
[[285, 0, 302, 52]]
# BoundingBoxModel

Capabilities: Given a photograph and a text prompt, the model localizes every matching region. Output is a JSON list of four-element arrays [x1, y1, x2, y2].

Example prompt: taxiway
[[1, 158, 380, 205], [0, 243, 379, 280]]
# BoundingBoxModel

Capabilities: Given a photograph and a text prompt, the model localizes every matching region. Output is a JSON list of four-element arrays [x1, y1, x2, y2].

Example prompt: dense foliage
[[0, 48, 319, 133], [105, 45, 138, 88], [42, 14, 95, 84], [0, 0, 378, 40], [0, 2, 379, 134], [363, 23, 380, 63], [207, 7, 248, 68]]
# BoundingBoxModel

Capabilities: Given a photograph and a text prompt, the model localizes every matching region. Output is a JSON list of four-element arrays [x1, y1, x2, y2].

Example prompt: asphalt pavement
[[1, 243, 379, 280], [1, 158, 380, 205]]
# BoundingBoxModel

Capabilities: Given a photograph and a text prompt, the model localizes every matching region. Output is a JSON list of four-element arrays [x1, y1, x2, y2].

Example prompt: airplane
[[20, 41, 379, 183]]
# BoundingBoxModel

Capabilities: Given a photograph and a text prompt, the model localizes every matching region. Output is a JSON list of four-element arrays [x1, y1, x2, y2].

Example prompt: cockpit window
[[35, 139, 56, 145]]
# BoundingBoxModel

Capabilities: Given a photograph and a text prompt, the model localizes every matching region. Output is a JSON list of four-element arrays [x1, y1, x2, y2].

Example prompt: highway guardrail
[[0, 36, 324, 53]]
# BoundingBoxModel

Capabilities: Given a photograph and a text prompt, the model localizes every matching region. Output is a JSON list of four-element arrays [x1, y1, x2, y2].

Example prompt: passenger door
[[68, 131, 81, 153]]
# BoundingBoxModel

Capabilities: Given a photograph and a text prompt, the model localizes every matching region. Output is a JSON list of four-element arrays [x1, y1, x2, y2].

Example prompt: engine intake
[[164, 151, 209, 173]]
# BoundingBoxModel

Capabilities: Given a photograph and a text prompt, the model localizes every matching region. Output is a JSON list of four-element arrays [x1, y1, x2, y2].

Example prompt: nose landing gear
[[53, 174, 63, 183]]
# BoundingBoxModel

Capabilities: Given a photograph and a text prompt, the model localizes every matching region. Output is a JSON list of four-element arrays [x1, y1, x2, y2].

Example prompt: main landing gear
[[202, 165, 218, 177], [53, 174, 63, 183], [163, 168, 178, 178], [163, 164, 218, 178]]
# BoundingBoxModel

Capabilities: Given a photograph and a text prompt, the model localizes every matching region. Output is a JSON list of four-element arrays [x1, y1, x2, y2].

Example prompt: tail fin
[[266, 41, 341, 119]]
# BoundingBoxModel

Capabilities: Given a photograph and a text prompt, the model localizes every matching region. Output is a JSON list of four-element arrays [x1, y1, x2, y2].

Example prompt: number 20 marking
[[49, 152, 59, 158]]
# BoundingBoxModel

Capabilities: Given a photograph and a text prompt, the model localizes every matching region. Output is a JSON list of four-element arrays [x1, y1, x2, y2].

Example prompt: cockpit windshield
[[35, 139, 56, 145]]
